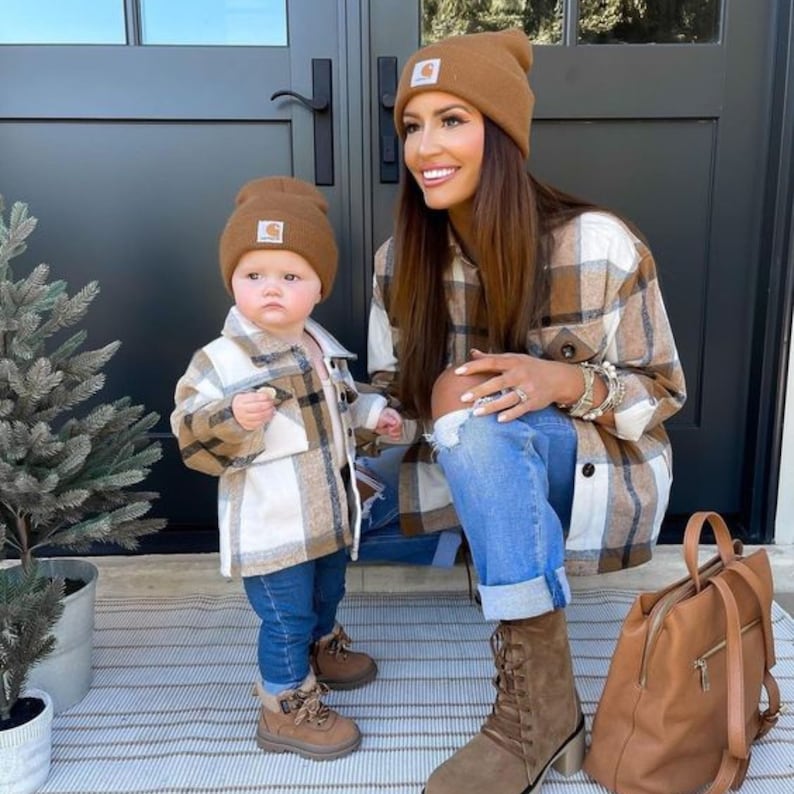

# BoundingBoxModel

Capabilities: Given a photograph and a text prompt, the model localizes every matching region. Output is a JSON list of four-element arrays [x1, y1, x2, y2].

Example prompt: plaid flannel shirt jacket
[[367, 211, 687, 575], [171, 309, 386, 578]]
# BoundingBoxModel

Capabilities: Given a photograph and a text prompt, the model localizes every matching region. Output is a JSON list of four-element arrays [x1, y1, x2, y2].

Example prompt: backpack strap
[[703, 567, 780, 794]]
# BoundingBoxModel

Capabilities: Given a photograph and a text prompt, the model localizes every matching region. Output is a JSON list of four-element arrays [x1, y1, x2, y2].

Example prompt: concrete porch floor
[[92, 543, 794, 615]]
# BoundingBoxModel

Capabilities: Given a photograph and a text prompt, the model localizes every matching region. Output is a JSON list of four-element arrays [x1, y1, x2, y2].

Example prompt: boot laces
[[482, 625, 533, 757], [290, 682, 331, 726], [324, 627, 352, 660]]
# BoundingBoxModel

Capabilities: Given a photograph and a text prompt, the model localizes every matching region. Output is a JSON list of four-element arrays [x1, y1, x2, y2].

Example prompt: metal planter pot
[[26, 558, 99, 715]]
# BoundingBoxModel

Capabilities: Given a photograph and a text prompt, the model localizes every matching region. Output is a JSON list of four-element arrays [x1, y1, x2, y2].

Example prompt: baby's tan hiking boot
[[252, 674, 360, 761], [310, 624, 378, 690]]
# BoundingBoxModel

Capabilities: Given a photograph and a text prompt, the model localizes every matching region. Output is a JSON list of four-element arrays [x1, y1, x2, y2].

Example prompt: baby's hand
[[232, 388, 276, 431], [374, 407, 403, 440]]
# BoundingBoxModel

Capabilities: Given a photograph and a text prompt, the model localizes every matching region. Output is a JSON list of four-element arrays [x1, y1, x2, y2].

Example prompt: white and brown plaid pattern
[[367, 211, 686, 575], [172, 309, 387, 578]]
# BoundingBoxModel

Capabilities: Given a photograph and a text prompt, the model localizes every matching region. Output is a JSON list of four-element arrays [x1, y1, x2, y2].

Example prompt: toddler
[[171, 176, 401, 760]]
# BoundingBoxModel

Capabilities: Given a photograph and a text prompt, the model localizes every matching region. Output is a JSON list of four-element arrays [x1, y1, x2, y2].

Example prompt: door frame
[[750, 0, 794, 541]]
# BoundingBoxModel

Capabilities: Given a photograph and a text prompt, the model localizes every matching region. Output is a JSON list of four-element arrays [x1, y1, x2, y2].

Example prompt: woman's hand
[[455, 349, 590, 422]]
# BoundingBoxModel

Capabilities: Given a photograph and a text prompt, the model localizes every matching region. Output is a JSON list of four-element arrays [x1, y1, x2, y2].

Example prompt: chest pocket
[[533, 318, 605, 364], [255, 409, 310, 463], [253, 373, 314, 464]]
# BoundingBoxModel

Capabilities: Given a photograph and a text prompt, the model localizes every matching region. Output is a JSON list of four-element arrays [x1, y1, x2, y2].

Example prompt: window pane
[[422, 1, 563, 46], [578, 0, 720, 44], [140, 0, 287, 46], [0, 0, 125, 44]]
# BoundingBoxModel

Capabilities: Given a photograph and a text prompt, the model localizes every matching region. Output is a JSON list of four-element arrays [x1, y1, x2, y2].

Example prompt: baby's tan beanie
[[393, 28, 534, 159], [219, 176, 338, 300]]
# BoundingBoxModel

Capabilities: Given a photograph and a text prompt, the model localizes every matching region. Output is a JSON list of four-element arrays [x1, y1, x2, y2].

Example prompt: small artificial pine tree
[[0, 194, 165, 572], [0, 523, 64, 723]]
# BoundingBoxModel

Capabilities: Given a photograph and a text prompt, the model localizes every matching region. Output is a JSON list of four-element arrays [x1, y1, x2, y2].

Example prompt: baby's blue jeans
[[243, 548, 347, 694]]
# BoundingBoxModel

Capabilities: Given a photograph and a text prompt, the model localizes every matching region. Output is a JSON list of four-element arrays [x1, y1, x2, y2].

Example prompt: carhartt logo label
[[256, 220, 284, 243], [410, 58, 441, 87]]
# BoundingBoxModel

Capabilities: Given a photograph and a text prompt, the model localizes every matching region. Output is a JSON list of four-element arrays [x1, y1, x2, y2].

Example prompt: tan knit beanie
[[219, 176, 338, 300], [393, 28, 534, 158]]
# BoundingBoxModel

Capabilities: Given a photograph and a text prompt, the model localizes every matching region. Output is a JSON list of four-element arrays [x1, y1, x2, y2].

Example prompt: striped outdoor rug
[[40, 590, 793, 794]]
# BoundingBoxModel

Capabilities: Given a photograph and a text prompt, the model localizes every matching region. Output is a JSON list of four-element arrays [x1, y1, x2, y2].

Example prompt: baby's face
[[231, 249, 321, 341]]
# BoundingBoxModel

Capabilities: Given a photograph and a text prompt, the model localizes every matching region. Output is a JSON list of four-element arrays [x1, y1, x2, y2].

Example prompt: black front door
[[0, 0, 786, 546]]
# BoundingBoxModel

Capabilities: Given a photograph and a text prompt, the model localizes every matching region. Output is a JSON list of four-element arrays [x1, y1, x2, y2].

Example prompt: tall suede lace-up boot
[[424, 608, 585, 794], [310, 624, 378, 690], [252, 673, 361, 760]]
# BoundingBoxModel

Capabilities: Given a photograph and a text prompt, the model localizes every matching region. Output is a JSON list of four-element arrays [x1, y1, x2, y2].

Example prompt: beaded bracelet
[[558, 361, 626, 421]]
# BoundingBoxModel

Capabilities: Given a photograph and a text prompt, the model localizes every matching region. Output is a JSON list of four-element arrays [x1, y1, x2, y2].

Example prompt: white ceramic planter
[[0, 688, 53, 794], [27, 559, 99, 714]]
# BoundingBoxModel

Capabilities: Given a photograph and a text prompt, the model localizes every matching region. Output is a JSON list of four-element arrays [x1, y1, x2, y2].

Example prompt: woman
[[362, 28, 686, 794]]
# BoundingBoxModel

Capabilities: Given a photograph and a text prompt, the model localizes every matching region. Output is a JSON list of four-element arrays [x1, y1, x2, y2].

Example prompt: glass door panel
[[139, 0, 288, 46], [0, 0, 126, 44], [421, 0, 563, 44], [420, 0, 721, 45], [578, 0, 720, 43]]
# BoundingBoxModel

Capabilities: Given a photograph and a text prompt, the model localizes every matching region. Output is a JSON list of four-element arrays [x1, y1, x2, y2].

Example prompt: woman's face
[[401, 90, 485, 213]]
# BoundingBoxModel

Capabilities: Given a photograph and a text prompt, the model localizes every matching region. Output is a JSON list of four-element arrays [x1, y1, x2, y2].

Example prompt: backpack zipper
[[639, 557, 725, 688], [693, 617, 761, 692]]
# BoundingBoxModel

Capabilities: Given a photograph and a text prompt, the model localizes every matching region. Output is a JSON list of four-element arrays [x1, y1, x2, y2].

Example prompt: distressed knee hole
[[429, 408, 471, 450]]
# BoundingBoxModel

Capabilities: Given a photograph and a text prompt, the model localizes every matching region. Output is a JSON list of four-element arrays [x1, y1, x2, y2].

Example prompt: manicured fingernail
[[473, 407, 485, 416], [497, 413, 508, 422], [460, 391, 473, 402], [455, 365, 468, 374]]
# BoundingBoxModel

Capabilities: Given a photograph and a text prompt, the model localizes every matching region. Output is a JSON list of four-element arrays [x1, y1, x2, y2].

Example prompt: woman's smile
[[421, 166, 458, 186]]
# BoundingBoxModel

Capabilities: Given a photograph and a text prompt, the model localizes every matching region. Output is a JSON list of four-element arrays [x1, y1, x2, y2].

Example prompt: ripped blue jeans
[[430, 405, 577, 621]]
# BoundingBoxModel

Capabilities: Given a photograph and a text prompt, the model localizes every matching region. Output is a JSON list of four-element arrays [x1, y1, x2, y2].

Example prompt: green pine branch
[[0, 196, 166, 571], [0, 558, 64, 722]]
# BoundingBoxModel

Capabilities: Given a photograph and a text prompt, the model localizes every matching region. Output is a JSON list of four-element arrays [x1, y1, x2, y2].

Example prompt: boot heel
[[552, 720, 585, 777]]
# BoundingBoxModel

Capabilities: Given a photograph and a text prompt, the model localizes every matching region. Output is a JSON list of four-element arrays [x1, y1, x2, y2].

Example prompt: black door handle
[[270, 89, 328, 112], [377, 57, 399, 183], [270, 59, 334, 186]]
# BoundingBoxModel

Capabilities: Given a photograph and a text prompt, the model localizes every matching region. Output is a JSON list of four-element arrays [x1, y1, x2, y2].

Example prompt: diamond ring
[[514, 387, 529, 404]]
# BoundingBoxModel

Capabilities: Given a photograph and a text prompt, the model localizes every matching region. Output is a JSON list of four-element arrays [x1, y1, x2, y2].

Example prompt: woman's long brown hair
[[390, 119, 600, 420]]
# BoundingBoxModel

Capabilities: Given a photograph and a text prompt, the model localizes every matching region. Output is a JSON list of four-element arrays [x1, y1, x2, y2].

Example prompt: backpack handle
[[683, 511, 737, 592]]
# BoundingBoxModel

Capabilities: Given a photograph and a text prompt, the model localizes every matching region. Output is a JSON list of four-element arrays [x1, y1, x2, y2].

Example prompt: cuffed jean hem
[[261, 675, 305, 695], [478, 565, 572, 621]]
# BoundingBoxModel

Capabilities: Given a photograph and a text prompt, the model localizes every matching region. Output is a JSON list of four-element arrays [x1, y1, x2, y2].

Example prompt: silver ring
[[514, 387, 529, 404]]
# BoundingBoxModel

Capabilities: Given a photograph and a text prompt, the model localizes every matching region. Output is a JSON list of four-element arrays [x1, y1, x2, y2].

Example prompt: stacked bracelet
[[582, 360, 625, 420], [558, 361, 626, 421], [558, 364, 596, 418]]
